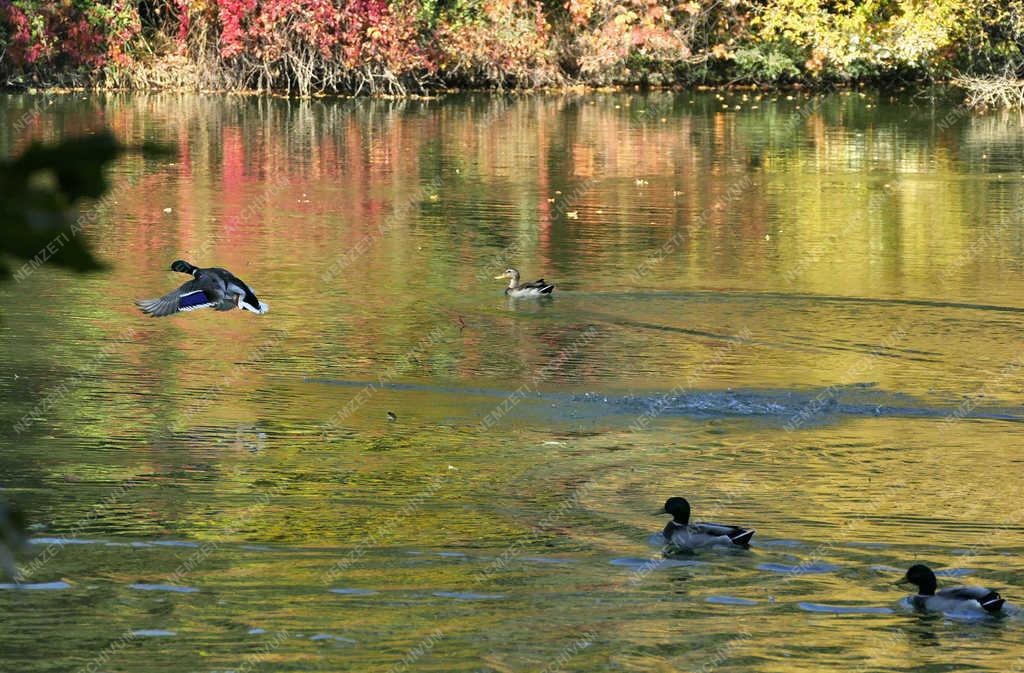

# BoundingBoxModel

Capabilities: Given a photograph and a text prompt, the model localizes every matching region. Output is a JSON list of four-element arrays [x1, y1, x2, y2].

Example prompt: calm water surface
[[1, 90, 1023, 672]]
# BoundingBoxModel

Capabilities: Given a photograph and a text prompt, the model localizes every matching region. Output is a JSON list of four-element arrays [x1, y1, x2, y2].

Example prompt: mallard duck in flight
[[136, 260, 268, 317], [494, 268, 554, 298], [655, 497, 755, 550]]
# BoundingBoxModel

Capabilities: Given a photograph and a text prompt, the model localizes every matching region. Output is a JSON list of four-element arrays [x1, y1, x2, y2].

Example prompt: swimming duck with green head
[[655, 497, 755, 550]]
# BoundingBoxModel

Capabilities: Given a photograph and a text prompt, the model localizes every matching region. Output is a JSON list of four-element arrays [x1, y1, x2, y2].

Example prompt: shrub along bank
[[2, 1, 1024, 98]]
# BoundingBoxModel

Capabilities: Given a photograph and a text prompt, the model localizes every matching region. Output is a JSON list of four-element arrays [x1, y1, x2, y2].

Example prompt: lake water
[[2, 90, 1023, 672]]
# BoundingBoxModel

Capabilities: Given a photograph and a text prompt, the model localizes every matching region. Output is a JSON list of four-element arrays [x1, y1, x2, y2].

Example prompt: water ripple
[[798, 602, 895, 614], [129, 583, 200, 593]]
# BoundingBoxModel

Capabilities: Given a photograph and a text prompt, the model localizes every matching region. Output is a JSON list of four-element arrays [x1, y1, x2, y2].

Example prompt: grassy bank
[[3, 1, 1024, 100]]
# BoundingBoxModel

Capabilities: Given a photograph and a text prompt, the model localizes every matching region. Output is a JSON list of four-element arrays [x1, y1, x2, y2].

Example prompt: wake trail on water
[[303, 379, 1024, 425]]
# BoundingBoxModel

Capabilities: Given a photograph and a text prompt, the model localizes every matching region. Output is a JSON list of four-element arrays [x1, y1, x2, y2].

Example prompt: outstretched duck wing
[[136, 279, 218, 317]]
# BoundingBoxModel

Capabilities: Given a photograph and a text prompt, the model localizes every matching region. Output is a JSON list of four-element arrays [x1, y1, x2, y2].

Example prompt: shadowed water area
[[1, 90, 1023, 672]]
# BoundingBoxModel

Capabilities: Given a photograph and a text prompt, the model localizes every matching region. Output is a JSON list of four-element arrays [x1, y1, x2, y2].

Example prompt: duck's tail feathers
[[171, 260, 198, 275], [729, 529, 755, 547], [240, 300, 269, 315], [540, 283, 555, 294], [980, 591, 1004, 613]]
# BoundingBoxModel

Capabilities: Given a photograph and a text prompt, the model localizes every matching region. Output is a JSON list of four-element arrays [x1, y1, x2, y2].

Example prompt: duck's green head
[[900, 564, 937, 595], [655, 497, 691, 523]]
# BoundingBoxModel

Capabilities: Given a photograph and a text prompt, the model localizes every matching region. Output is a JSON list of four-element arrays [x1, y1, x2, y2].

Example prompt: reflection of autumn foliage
[[1, 0, 1023, 92]]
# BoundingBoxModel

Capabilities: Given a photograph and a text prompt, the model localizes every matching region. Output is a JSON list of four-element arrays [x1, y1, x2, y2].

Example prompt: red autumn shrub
[[435, 0, 561, 88], [0, 0, 141, 83], [338, 0, 434, 89], [173, 0, 433, 94], [565, 0, 746, 83], [4, 0, 1012, 93]]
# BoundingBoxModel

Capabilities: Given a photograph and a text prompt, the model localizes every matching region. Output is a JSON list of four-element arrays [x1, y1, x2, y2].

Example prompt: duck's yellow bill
[[493, 274, 507, 279]]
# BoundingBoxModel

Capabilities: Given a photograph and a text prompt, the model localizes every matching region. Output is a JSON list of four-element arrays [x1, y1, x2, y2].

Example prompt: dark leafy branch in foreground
[[0, 132, 168, 282], [0, 133, 120, 281], [0, 133, 119, 577], [0, 504, 27, 580], [0, 131, 168, 577]]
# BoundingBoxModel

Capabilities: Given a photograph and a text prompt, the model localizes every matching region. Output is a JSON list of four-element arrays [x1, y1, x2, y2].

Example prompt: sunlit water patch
[[2, 90, 1024, 673]]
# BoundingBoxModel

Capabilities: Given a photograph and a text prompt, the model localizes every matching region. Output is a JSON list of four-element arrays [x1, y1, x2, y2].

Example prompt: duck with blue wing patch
[[136, 260, 269, 317], [177, 288, 216, 312], [655, 497, 755, 551], [898, 564, 1005, 615]]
